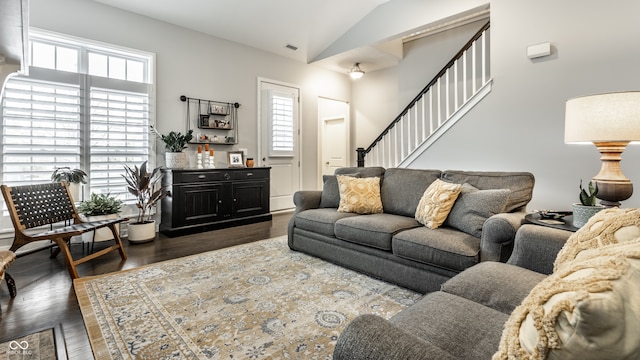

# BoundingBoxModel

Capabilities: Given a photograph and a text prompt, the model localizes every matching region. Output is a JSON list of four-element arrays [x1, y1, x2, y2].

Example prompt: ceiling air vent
[[285, 44, 298, 51]]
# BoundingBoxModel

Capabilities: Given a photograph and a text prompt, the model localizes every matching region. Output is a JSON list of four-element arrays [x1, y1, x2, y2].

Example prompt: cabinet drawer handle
[[247, 172, 253, 176], [198, 175, 206, 179]]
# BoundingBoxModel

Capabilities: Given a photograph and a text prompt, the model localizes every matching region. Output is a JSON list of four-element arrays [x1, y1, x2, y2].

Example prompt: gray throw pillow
[[444, 183, 511, 238], [319, 173, 359, 208]]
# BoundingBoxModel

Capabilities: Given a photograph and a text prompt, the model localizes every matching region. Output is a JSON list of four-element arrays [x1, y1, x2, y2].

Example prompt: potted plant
[[51, 167, 88, 202], [151, 125, 194, 169], [122, 160, 168, 243], [77, 193, 123, 250], [572, 180, 606, 228]]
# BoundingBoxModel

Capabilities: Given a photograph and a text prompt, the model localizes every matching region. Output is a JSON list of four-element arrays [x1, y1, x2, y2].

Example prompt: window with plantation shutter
[[268, 90, 296, 157], [89, 87, 150, 200], [0, 30, 154, 233], [2, 78, 82, 186]]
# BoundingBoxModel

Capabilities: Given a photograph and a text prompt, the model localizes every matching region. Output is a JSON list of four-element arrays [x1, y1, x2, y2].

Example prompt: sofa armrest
[[333, 314, 456, 360], [288, 190, 323, 249], [480, 211, 526, 262], [506, 224, 571, 275], [293, 190, 322, 214]]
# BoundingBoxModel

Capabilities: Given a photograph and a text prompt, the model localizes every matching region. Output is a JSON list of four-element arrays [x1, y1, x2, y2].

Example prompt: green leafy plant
[[122, 161, 168, 223], [77, 193, 123, 216], [579, 180, 599, 206], [150, 125, 194, 152], [51, 167, 87, 184]]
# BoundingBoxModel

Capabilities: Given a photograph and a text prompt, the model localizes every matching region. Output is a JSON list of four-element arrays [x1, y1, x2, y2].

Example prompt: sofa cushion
[[294, 208, 358, 237], [415, 179, 462, 229], [441, 170, 534, 212], [319, 173, 359, 208], [334, 314, 458, 360], [335, 213, 420, 251], [337, 176, 384, 214], [392, 226, 480, 271], [494, 241, 640, 360], [441, 262, 546, 314], [380, 168, 442, 217], [444, 184, 511, 238], [554, 207, 640, 270], [391, 291, 508, 360]]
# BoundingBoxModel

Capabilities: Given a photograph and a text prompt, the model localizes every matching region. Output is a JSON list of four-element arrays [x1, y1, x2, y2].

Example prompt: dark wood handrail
[[359, 21, 490, 158]]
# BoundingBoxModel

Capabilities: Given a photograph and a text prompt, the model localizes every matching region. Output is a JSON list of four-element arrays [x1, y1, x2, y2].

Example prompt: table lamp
[[565, 91, 640, 207]]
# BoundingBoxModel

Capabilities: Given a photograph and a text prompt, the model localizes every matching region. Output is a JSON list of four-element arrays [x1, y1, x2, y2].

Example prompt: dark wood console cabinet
[[160, 167, 271, 236]]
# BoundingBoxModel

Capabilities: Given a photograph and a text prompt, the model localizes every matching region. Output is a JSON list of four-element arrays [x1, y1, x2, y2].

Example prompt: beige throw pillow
[[493, 240, 640, 360], [554, 208, 640, 271], [414, 179, 462, 229], [336, 175, 383, 214]]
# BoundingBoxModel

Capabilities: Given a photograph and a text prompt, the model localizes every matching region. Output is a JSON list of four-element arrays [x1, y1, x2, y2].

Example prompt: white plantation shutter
[[268, 90, 296, 157], [0, 30, 154, 211], [1, 78, 82, 186], [89, 87, 150, 200]]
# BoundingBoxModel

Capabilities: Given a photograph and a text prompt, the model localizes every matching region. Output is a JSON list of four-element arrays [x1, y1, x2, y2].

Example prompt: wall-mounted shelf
[[180, 95, 240, 145]]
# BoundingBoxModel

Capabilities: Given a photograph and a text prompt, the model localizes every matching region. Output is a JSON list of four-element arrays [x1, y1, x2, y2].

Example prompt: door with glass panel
[[259, 80, 300, 211]]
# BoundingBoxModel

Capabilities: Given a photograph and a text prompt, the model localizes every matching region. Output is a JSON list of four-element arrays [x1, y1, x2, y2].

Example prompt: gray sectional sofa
[[333, 209, 640, 360], [287, 167, 535, 293], [331, 225, 562, 360]]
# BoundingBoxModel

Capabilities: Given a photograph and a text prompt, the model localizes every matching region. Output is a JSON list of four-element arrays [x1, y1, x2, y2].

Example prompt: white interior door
[[318, 97, 350, 188], [259, 80, 300, 211], [322, 117, 347, 176]]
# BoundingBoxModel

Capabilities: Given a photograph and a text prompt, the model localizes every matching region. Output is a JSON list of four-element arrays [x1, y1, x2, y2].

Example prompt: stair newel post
[[356, 148, 366, 167]]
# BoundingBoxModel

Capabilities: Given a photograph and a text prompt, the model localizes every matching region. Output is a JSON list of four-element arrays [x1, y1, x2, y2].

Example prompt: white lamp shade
[[564, 91, 640, 143]]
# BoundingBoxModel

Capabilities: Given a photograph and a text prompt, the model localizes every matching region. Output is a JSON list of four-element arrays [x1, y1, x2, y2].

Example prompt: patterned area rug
[[75, 236, 421, 359]]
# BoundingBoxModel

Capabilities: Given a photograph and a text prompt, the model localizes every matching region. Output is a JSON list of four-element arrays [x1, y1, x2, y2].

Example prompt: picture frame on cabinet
[[227, 151, 245, 167]]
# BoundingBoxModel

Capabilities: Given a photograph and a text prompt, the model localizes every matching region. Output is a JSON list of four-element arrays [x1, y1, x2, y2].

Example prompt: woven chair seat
[[1, 182, 128, 279], [24, 218, 128, 239]]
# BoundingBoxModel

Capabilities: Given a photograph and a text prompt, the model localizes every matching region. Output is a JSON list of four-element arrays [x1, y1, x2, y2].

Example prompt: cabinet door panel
[[232, 180, 269, 217], [178, 183, 225, 226]]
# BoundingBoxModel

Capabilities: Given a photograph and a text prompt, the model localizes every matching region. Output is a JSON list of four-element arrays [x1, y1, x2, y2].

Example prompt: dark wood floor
[[0, 212, 291, 359]]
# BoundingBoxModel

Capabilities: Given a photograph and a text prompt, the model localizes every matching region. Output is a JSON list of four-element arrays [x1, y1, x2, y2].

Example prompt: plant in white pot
[[151, 125, 194, 169], [51, 167, 87, 202], [572, 180, 606, 228], [122, 161, 168, 243], [77, 193, 123, 252]]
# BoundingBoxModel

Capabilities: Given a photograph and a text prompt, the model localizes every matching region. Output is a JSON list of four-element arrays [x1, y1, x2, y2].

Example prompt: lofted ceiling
[[89, 0, 394, 73], [88, 0, 489, 75]]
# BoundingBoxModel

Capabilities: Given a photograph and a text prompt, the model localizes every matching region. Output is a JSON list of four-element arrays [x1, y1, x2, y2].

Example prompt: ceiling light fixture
[[349, 63, 365, 79]]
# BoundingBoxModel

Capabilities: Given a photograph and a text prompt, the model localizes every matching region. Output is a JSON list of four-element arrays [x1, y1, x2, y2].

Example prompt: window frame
[[1, 28, 157, 202]]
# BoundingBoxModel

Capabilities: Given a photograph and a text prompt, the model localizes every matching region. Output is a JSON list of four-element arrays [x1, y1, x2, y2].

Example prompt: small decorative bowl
[[538, 210, 572, 220]]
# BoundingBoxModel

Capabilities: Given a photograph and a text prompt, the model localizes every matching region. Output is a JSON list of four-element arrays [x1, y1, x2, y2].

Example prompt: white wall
[[29, 0, 351, 191], [27, 0, 640, 210], [354, 0, 640, 210]]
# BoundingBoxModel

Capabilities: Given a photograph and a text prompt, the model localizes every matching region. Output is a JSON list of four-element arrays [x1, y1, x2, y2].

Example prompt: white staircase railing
[[357, 22, 492, 168]]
